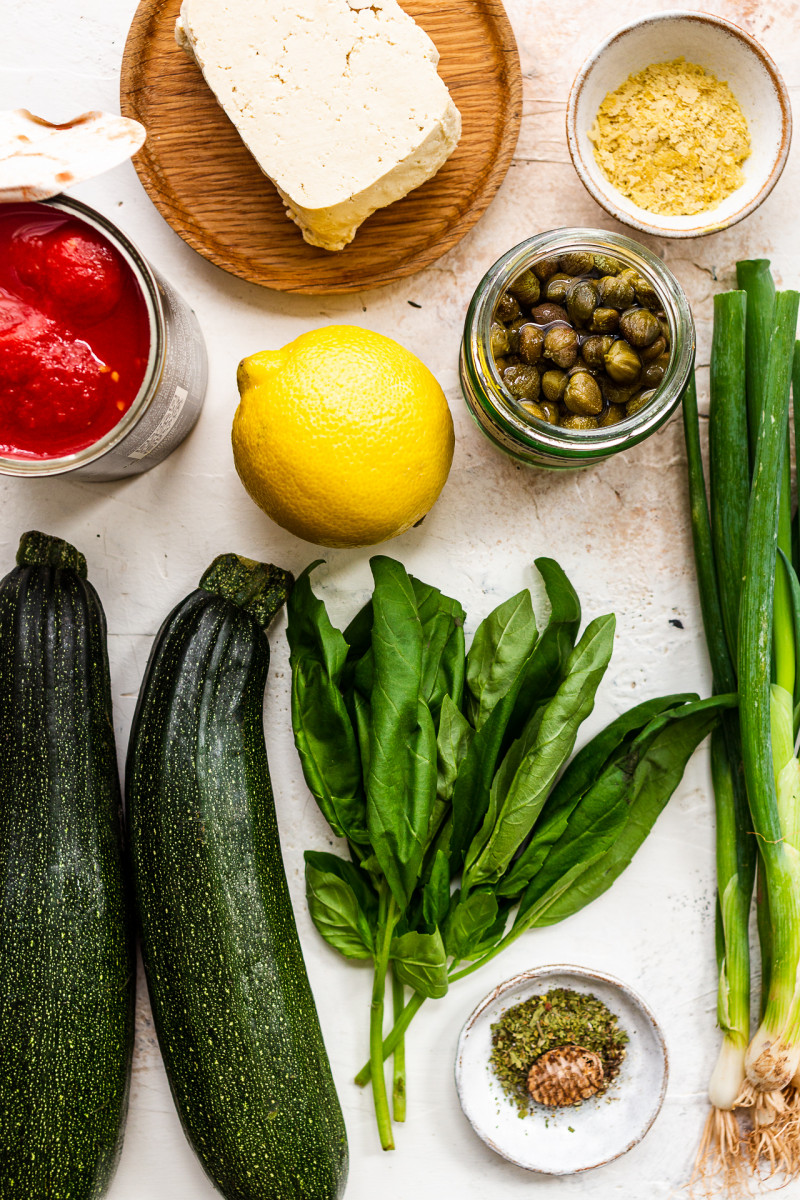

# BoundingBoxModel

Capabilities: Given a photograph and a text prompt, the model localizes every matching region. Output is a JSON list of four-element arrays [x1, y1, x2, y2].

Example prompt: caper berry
[[626, 389, 657, 417], [508, 269, 541, 307], [538, 400, 560, 424], [496, 291, 522, 323], [561, 413, 599, 430], [531, 255, 560, 282], [599, 404, 626, 427], [520, 401, 548, 421], [581, 335, 615, 370], [544, 325, 579, 370], [633, 275, 661, 310], [641, 361, 666, 389], [589, 307, 620, 334], [559, 251, 595, 276], [518, 324, 545, 364], [490, 321, 510, 357], [503, 364, 540, 401], [566, 279, 599, 327], [619, 307, 661, 348], [597, 274, 635, 310], [601, 377, 637, 406], [604, 339, 642, 384], [593, 254, 624, 276], [541, 369, 568, 403], [564, 371, 603, 416], [530, 302, 569, 325], [641, 335, 668, 362], [545, 273, 575, 304]]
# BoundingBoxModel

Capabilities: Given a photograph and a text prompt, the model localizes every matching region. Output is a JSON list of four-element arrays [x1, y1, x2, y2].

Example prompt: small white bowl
[[566, 11, 792, 238], [454, 964, 668, 1175]]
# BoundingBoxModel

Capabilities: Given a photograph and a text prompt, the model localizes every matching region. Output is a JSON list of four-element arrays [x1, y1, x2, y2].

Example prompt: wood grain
[[120, 0, 521, 294]]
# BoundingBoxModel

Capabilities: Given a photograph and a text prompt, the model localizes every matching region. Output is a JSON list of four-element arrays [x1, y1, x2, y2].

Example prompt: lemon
[[232, 325, 455, 548]]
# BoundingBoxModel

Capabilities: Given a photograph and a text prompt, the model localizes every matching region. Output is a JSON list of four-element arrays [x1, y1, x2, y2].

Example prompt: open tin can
[[0, 195, 207, 481]]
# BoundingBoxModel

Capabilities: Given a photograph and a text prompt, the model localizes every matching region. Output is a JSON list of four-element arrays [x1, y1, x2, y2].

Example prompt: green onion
[[684, 342, 755, 1195], [738, 290, 800, 1099]]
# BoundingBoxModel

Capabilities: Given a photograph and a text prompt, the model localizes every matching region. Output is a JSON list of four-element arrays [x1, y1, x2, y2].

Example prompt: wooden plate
[[120, 0, 521, 294]]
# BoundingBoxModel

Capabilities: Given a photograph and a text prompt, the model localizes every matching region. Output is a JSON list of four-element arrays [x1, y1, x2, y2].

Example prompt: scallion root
[[690, 1106, 750, 1196]]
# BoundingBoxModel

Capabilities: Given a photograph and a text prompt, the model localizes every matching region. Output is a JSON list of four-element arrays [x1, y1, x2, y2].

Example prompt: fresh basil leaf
[[436, 695, 474, 810], [514, 696, 726, 929], [422, 849, 451, 929], [463, 613, 615, 890], [496, 692, 698, 898], [390, 929, 449, 999], [443, 888, 498, 961], [465, 589, 538, 730], [408, 578, 467, 720], [366, 557, 438, 911], [503, 558, 582, 745], [288, 565, 369, 844], [305, 851, 377, 959], [306, 849, 379, 921], [450, 562, 584, 869]]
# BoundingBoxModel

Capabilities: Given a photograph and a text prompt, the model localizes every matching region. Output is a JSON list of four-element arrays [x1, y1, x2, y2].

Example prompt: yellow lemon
[[232, 325, 454, 548]]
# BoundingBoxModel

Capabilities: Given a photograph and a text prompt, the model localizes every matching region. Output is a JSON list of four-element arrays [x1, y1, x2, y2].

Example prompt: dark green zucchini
[[127, 554, 348, 1200], [0, 531, 135, 1199]]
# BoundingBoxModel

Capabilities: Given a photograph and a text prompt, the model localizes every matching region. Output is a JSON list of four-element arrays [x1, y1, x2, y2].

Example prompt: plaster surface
[[1, 1, 798, 1194]]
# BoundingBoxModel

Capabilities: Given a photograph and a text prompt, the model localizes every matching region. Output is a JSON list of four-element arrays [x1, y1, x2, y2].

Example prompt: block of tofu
[[175, 0, 462, 251]]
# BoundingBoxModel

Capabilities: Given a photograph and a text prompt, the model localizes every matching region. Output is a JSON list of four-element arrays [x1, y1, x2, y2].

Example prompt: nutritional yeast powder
[[588, 58, 750, 216]]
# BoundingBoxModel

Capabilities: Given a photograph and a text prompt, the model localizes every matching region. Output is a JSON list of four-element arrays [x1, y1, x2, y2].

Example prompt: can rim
[[0, 195, 167, 477]]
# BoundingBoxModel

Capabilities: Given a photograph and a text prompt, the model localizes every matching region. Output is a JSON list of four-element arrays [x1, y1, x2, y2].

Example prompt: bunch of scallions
[[684, 260, 800, 1188]]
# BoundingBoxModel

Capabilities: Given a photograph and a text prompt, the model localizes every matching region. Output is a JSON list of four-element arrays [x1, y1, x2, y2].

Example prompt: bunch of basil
[[287, 556, 730, 1150]]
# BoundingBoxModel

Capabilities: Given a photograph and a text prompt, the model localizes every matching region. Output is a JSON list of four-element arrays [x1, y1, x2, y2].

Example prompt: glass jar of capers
[[460, 229, 695, 469]]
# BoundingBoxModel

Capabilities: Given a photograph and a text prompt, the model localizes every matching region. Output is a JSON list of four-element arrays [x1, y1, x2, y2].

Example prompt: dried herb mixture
[[490, 987, 628, 1115]]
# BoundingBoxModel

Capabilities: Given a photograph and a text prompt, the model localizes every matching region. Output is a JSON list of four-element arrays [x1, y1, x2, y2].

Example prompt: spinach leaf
[[496, 692, 698, 897], [502, 558, 582, 744], [513, 696, 727, 929], [305, 850, 378, 959], [443, 888, 498, 960], [366, 557, 438, 911], [422, 849, 451, 929], [288, 565, 369, 843], [462, 613, 615, 890], [449, 561, 582, 870], [411, 578, 467, 720], [390, 929, 449, 998], [465, 590, 538, 730]]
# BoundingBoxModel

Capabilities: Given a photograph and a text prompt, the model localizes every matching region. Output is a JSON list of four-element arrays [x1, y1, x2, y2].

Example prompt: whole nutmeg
[[527, 1045, 605, 1106]]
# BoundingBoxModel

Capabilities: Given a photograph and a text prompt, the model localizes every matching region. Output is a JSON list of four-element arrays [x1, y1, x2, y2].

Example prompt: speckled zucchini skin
[[0, 532, 135, 1200], [127, 557, 348, 1200]]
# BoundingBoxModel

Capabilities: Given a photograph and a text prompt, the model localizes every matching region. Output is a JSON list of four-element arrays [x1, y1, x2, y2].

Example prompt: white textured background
[[2, 0, 799, 1195]]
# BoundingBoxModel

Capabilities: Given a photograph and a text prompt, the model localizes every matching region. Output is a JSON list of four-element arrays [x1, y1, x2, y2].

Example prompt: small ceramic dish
[[566, 11, 792, 238], [454, 964, 668, 1175]]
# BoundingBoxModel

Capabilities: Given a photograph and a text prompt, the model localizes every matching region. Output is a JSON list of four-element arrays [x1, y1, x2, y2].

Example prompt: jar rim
[[0, 195, 166, 478], [461, 228, 695, 463]]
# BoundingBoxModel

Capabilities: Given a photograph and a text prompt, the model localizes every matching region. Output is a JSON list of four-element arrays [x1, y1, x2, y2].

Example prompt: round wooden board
[[120, 0, 521, 294]]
